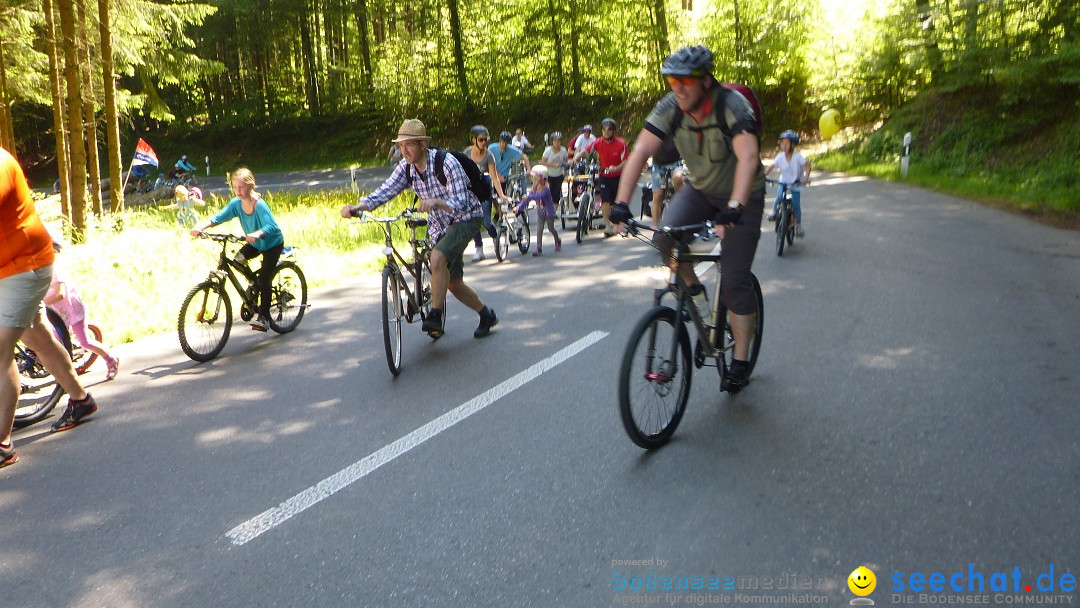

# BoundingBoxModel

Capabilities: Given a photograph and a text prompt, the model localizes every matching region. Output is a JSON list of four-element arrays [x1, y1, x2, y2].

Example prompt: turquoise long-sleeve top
[[209, 197, 284, 251]]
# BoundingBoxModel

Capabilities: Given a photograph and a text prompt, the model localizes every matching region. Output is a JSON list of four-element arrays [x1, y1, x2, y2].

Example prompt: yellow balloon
[[819, 109, 842, 140]]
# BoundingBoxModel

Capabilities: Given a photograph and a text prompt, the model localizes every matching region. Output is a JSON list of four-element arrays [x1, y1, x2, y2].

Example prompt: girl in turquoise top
[[191, 168, 284, 331]]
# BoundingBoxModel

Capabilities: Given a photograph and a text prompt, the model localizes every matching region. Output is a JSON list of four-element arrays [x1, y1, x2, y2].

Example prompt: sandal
[[105, 357, 120, 381], [0, 442, 18, 469]]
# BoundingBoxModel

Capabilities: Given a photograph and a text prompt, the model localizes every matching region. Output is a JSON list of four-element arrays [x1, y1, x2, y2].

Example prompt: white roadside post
[[901, 132, 912, 177]]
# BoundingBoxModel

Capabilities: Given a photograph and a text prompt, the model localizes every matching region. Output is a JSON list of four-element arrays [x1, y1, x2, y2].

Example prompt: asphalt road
[[4, 173, 1079, 608]]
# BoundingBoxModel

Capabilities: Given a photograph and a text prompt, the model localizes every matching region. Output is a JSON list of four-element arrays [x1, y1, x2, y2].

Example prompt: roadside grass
[[813, 90, 1080, 228], [41, 188, 418, 344]]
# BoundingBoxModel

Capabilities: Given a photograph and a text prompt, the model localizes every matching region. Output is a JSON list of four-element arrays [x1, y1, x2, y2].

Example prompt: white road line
[[225, 330, 609, 546]]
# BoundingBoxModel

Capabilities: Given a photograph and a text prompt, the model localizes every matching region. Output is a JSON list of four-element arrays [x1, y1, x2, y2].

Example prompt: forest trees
[[2, 0, 1075, 238], [0, 0, 215, 235]]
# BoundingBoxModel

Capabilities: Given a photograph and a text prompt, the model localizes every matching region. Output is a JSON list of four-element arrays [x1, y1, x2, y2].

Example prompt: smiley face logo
[[848, 566, 876, 596]]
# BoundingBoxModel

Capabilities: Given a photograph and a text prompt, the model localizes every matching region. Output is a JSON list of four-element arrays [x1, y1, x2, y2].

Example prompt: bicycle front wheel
[[775, 206, 789, 256], [618, 306, 693, 450], [517, 216, 531, 255], [381, 266, 405, 375], [178, 281, 232, 362], [495, 224, 509, 262], [267, 262, 308, 334]]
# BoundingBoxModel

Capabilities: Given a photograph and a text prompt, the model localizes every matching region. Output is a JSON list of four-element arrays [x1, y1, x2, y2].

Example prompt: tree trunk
[[0, 41, 16, 154], [916, 0, 944, 84], [78, 0, 102, 217], [547, 0, 565, 97], [45, 0, 71, 216], [300, 11, 319, 115], [446, 0, 472, 112], [355, 0, 374, 91], [652, 0, 670, 89], [98, 0, 123, 212], [58, 0, 88, 235], [569, 0, 581, 96]]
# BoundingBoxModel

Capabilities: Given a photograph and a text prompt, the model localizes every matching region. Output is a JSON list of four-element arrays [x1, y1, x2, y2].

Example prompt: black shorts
[[598, 176, 620, 204], [655, 184, 766, 315]]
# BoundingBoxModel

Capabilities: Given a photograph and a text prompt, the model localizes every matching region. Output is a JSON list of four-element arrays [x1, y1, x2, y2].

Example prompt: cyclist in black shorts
[[610, 45, 766, 393]]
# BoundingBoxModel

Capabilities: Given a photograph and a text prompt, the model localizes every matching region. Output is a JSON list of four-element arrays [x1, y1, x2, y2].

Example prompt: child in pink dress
[[43, 260, 120, 380]]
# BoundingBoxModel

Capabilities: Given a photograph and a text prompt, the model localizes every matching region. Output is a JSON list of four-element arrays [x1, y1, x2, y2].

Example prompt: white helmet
[[530, 164, 549, 178]]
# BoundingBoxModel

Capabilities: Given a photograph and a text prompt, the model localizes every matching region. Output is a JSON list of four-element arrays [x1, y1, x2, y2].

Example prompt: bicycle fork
[[197, 271, 229, 323]]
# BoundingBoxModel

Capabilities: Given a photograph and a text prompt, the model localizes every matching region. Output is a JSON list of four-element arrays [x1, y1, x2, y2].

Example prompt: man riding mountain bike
[[610, 44, 766, 394]]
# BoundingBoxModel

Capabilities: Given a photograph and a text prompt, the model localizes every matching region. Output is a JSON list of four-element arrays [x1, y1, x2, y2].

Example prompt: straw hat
[[392, 119, 432, 143]]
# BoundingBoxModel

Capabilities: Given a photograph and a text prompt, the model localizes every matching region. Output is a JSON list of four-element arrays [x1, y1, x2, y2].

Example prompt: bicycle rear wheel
[[13, 311, 72, 429], [716, 273, 764, 379], [786, 210, 796, 246], [267, 262, 308, 334], [381, 266, 405, 375], [618, 306, 693, 449], [178, 281, 232, 362], [72, 323, 103, 375]]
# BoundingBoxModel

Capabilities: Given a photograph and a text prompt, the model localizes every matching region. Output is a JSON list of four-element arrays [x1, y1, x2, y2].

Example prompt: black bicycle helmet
[[470, 125, 490, 139], [601, 117, 617, 130], [499, 131, 512, 143], [660, 45, 715, 78], [779, 130, 800, 145]]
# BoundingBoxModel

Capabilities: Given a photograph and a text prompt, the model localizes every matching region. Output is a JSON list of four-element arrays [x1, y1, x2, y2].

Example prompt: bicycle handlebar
[[625, 217, 715, 242], [198, 232, 246, 243], [353, 207, 416, 222], [765, 178, 803, 187]]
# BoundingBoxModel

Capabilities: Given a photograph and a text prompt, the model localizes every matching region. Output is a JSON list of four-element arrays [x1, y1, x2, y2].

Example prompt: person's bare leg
[[447, 280, 483, 313], [429, 249, 450, 310], [0, 327, 25, 446], [20, 313, 87, 401]]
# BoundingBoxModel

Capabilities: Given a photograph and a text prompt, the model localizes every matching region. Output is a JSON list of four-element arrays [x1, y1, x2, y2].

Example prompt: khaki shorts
[[434, 218, 482, 282], [0, 266, 53, 328]]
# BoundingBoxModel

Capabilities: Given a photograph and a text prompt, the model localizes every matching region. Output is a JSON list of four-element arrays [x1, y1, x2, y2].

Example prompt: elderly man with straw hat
[[341, 119, 498, 339]]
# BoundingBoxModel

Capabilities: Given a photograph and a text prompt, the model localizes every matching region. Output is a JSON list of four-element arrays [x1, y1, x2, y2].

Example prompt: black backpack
[[671, 83, 764, 143], [405, 148, 492, 202]]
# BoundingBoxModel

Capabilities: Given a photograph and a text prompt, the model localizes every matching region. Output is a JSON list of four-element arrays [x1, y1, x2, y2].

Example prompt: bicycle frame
[[207, 237, 262, 310], [629, 220, 723, 363], [365, 209, 432, 319]]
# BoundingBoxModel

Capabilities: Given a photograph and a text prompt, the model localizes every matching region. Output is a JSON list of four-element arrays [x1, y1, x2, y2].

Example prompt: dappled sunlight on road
[[759, 278, 809, 297], [197, 419, 316, 446], [856, 346, 922, 370]]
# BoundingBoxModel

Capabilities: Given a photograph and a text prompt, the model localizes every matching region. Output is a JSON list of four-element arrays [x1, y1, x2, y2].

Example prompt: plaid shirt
[[362, 149, 482, 242]]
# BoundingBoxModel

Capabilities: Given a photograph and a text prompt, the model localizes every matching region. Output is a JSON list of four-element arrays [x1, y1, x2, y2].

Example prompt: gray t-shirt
[[462, 146, 497, 175], [542, 146, 568, 177], [644, 87, 764, 199]]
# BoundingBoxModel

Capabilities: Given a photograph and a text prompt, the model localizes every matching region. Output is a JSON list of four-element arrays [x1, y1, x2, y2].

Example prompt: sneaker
[[473, 306, 498, 338], [51, 394, 98, 433], [471, 249, 485, 263], [251, 315, 269, 332], [532, 248, 543, 257], [796, 224, 805, 238], [554, 239, 562, 252], [0, 442, 17, 469], [422, 308, 445, 338], [766, 211, 777, 222], [720, 360, 750, 394], [105, 356, 120, 381]]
